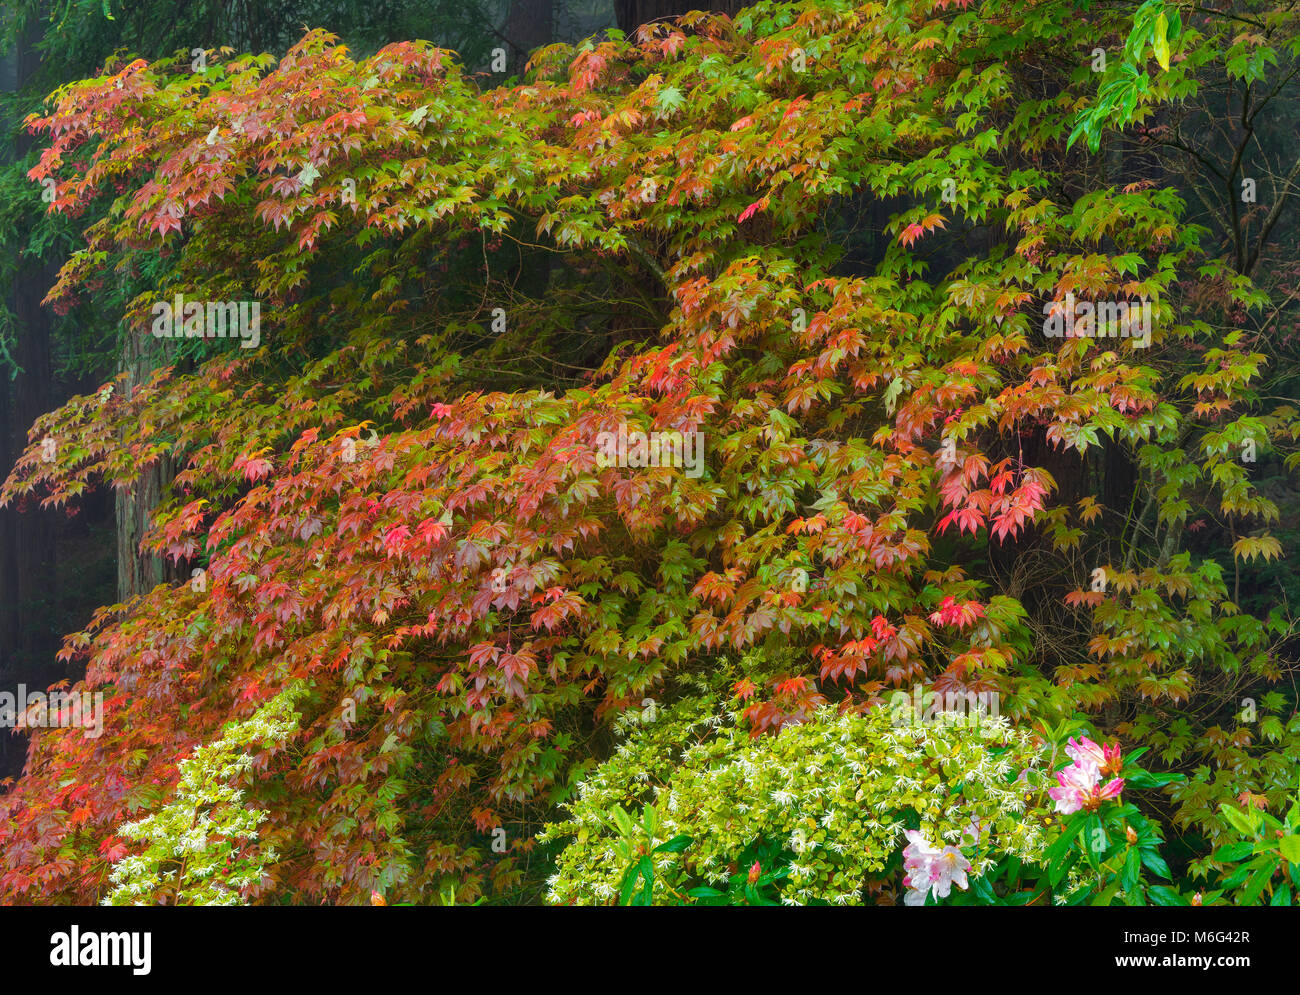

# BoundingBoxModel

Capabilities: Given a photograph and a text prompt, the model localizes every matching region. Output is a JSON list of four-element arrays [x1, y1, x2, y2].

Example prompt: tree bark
[[504, 0, 554, 75], [115, 330, 177, 600], [0, 15, 57, 668], [0, 14, 60, 777]]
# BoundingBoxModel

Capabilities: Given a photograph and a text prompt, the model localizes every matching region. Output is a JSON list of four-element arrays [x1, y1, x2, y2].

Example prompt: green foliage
[[1, 0, 1298, 908], [1203, 780, 1300, 906], [542, 669, 1052, 905]]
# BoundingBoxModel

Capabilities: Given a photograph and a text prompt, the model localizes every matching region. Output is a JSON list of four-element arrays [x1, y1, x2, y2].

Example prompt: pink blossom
[[1065, 736, 1123, 776], [1048, 762, 1097, 815], [902, 829, 971, 906], [1065, 736, 1106, 770], [1049, 749, 1125, 814], [1097, 777, 1125, 803]]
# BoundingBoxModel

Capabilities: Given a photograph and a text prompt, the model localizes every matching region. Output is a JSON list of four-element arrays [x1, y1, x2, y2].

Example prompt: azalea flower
[[902, 829, 971, 906], [1048, 762, 1094, 815], [1065, 736, 1123, 777], [1049, 751, 1125, 814]]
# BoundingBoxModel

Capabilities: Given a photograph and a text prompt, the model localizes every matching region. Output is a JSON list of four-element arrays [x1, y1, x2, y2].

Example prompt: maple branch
[[1225, 82, 1254, 274], [624, 236, 667, 286], [1244, 150, 1300, 277]]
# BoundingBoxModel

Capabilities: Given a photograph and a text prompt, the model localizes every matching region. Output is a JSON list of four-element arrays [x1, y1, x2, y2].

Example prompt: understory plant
[[542, 669, 1053, 905], [103, 683, 305, 906]]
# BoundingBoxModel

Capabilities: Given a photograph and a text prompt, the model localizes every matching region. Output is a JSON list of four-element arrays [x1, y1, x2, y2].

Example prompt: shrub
[[543, 673, 1051, 905]]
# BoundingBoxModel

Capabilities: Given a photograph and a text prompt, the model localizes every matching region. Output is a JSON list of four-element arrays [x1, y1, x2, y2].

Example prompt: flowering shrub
[[915, 731, 1189, 906], [103, 684, 305, 906], [553, 712, 1299, 908], [543, 673, 1052, 905]]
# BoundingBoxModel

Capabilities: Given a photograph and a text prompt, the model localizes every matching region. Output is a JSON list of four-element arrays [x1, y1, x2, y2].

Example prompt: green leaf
[[1140, 848, 1171, 880], [1146, 885, 1187, 906], [1152, 12, 1171, 70], [1091, 881, 1121, 906], [1279, 836, 1300, 863], [652, 834, 693, 854], [1221, 804, 1260, 838], [610, 804, 635, 838], [1047, 819, 1084, 885], [1222, 856, 1262, 890], [656, 86, 686, 115], [1083, 815, 1106, 871], [618, 862, 641, 906], [1239, 859, 1277, 905], [637, 857, 654, 905], [687, 886, 724, 898], [1213, 841, 1256, 863], [1125, 770, 1185, 789], [1122, 846, 1142, 892]]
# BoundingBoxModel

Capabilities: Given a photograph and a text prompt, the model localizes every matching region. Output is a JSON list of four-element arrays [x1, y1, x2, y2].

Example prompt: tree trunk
[[115, 330, 176, 600], [0, 15, 57, 666], [614, 0, 743, 33], [0, 15, 60, 777], [503, 0, 554, 75]]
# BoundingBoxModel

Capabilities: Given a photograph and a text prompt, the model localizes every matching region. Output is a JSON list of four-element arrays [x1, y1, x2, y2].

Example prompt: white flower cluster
[[541, 690, 1051, 906], [103, 682, 306, 906]]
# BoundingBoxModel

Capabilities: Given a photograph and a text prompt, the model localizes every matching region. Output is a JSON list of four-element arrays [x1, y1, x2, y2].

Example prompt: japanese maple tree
[[2, 0, 1297, 904]]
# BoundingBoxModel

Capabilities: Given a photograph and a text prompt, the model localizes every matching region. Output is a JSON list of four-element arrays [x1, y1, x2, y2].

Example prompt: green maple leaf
[[656, 86, 685, 116]]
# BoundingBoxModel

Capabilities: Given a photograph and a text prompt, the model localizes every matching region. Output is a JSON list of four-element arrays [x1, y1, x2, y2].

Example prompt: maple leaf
[[738, 197, 769, 223], [99, 837, 129, 863], [382, 524, 411, 557], [898, 213, 946, 247], [928, 596, 986, 630], [233, 449, 274, 482]]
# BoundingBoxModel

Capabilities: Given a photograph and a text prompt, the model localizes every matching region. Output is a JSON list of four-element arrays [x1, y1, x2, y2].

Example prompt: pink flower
[[1048, 762, 1097, 815], [1049, 749, 1125, 814], [1065, 736, 1123, 776], [1097, 777, 1125, 803], [1065, 736, 1106, 770], [1066, 728, 1128, 775], [902, 829, 971, 906]]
